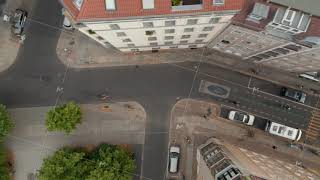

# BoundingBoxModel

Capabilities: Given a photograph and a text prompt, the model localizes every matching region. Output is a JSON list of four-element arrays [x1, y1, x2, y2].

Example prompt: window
[[195, 39, 204, 43], [106, 0, 116, 10], [198, 34, 208, 38], [187, 19, 198, 25], [145, 30, 155, 35], [203, 26, 214, 31], [170, 46, 178, 49], [150, 42, 158, 46], [127, 44, 135, 47], [131, 49, 139, 52], [287, 130, 293, 136], [165, 36, 174, 40], [184, 28, 194, 32], [116, 32, 126, 37], [143, 22, 154, 28], [142, 0, 154, 9], [148, 37, 157, 41], [165, 20, 176, 27], [213, 0, 224, 5], [165, 29, 175, 34], [87, 29, 96, 34], [97, 36, 104, 40], [73, 0, 83, 10], [122, 38, 132, 42], [110, 24, 120, 30], [181, 35, 191, 39], [209, 17, 220, 23], [283, 9, 296, 25], [165, 41, 173, 45], [180, 40, 188, 44], [189, 45, 197, 48]]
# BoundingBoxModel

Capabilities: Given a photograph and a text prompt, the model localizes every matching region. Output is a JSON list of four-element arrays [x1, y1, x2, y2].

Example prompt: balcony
[[171, 0, 202, 11]]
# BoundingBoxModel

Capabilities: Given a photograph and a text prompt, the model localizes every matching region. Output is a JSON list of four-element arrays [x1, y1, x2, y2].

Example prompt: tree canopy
[[37, 144, 136, 180], [0, 104, 14, 140], [0, 146, 10, 180], [45, 102, 82, 134]]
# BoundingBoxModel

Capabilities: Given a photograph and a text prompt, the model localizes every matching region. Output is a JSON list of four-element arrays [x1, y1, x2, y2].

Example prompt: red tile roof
[[62, 0, 245, 21]]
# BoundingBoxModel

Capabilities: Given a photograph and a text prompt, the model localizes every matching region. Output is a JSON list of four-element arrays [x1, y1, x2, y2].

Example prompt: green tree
[[87, 144, 136, 180], [0, 104, 14, 140], [171, 0, 182, 6], [37, 148, 93, 180], [0, 146, 10, 180], [37, 144, 136, 180], [45, 102, 82, 134]]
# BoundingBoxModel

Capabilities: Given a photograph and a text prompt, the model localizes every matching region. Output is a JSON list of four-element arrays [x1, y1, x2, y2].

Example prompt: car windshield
[[170, 152, 179, 158], [234, 112, 246, 121]]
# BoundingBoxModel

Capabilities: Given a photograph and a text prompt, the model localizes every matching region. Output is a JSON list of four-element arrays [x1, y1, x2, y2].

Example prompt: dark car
[[11, 9, 27, 36], [281, 87, 306, 103]]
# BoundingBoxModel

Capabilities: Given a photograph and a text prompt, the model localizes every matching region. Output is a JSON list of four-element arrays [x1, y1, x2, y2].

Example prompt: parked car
[[265, 121, 302, 141], [280, 87, 306, 103], [168, 146, 180, 173], [228, 110, 255, 126], [11, 9, 27, 36]]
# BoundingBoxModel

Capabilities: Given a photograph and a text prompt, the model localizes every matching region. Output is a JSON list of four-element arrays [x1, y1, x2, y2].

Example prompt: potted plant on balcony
[[172, 0, 182, 6]]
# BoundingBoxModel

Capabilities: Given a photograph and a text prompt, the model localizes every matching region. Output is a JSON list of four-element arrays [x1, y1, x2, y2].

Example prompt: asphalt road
[[0, 0, 318, 180]]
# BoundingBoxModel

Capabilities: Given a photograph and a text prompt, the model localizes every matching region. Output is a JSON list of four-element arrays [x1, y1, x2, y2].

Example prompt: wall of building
[[78, 13, 233, 52]]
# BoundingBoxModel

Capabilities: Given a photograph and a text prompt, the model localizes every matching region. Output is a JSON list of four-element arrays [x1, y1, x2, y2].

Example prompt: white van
[[168, 146, 180, 173], [265, 121, 302, 141]]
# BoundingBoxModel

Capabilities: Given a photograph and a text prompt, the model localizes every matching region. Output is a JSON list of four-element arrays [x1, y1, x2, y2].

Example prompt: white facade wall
[[78, 14, 233, 52]]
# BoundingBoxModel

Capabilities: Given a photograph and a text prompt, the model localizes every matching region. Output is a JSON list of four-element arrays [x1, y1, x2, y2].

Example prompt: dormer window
[[267, 7, 311, 34], [106, 0, 116, 10], [283, 9, 296, 25], [247, 3, 270, 22], [73, 0, 83, 10]]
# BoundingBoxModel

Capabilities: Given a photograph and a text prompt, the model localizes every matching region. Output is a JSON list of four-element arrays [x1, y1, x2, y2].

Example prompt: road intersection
[[0, 0, 319, 179]]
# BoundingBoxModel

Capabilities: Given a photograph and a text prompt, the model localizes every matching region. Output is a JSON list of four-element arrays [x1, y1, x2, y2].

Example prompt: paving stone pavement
[[4, 101, 146, 180]]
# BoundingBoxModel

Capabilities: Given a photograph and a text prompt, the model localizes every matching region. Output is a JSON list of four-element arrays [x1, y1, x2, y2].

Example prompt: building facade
[[209, 0, 320, 72], [60, 0, 244, 52]]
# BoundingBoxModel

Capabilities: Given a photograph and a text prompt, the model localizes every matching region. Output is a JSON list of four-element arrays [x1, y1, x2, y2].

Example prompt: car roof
[[169, 157, 178, 173]]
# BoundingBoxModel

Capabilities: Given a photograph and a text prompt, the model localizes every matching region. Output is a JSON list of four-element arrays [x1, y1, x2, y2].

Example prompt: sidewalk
[[56, 30, 320, 95], [0, 19, 20, 73], [0, 0, 32, 73], [5, 101, 146, 180], [169, 99, 320, 180]]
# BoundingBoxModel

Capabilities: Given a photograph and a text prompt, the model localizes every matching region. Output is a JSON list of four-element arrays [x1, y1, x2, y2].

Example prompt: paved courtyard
[[4, 101, 146, 180]]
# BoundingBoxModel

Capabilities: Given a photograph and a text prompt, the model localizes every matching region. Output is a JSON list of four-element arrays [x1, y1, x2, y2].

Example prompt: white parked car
[[228, 111, 255, 126], [265, 121, 302, 141], [168, 146, 180, 173]]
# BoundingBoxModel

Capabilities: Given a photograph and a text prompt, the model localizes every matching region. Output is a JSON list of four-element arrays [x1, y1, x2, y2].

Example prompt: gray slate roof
[[270, 0, 320, 16]]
